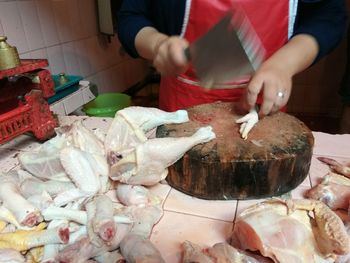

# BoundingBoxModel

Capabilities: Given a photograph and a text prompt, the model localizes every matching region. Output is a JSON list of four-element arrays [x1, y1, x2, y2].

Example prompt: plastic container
[[83, 93, 131, 117]]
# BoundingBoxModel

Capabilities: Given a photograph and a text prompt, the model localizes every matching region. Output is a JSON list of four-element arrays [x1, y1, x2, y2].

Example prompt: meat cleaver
[[185, 12, 265, 89]]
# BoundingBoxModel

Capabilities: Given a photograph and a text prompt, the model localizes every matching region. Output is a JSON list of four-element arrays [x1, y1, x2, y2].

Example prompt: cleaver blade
[[185, 12, 265, 89]]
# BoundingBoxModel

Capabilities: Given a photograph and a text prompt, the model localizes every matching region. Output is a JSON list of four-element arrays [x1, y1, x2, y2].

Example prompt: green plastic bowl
[[83, 93, 131, 117]]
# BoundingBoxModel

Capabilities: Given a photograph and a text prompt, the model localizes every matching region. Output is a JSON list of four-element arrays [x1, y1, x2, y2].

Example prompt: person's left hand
[[240, 59, 293, 117]]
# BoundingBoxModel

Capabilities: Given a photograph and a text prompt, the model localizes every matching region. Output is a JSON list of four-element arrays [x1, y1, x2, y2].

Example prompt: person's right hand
[[153, 36, 189, 76]]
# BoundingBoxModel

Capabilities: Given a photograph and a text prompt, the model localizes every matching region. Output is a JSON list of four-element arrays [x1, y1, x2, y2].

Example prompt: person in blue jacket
[[117, 0, 347, 117]]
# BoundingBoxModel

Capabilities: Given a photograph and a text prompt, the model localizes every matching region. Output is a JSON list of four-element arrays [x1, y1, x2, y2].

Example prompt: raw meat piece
[[306, 173, 350, 210], [120, 233, 165, 263], [181, 241, 272, 263], [126, 205, 163, 238], [105, 107, 189, 166], [119, 205, 164, 262], [0, 248, 25, 262], [118, 107, 189, 133], [116, 184, 161, 206], [110, 126, 215, 185], [18, 134, 69, 182], [59, 120, 105, 156], [233, 199, 350, 263], [20, 178, 74, 198], [41, 219, 66, 263], [27, 191, 53, 211], [0, 175, 42, 227], [207, 242, 268, 263], [182, 241, 214, 263], [0, 223, 69, 251], [94, 250, 125, 263], [318, 157, 350, 178], [0, 205, 21, 229], [60, 147, 101, 194], [57, 223, 131, 263], [92, 195, 116, 242], [42, 205, 132, 225]]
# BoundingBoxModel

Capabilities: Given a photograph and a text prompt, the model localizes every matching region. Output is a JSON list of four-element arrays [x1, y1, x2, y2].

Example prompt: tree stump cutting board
[[156, 102, 314, 200]]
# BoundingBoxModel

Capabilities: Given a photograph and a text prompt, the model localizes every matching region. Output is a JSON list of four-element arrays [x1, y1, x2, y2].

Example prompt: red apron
[[159, 0, 291, 112]]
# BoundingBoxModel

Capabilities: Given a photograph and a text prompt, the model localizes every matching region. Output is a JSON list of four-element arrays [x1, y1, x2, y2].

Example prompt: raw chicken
[[233, 199, 350, 263], [0, 174, 42, 227], [18, 133, 69, 182], [105, 107, 189, 166], [94, 250, 125, 263], [60, 146, 101, 194], [20, 177, 75, 198], [207, 242, 270, 263], [57, 223, 131, 263], [181, 241, 269, 263], [118, 204, 164, 263], [116, 184, 161, 206], [306, 172, 350, 210], [0, 223, 69, 251], [91, 195, 116, 242], [318, 157, 350, 178], [0, 248, 25, 262], [59, 120, 105, 156], [41, 205, 132, 226], [110, 126, 216, 185], [182, 241, 215, 263], [120, 233, 165, 263]]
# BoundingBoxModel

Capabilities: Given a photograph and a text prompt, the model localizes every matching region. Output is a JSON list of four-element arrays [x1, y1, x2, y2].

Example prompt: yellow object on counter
[[26, 246, 44, 263], [0, 220, 6, 232], [0, 222, 47, 251]]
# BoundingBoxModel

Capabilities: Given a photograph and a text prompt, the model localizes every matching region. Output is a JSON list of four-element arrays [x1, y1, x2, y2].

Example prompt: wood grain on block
[[156, 102, 314, 200]]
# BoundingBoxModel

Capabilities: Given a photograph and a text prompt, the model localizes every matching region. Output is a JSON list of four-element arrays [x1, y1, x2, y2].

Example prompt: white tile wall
[[0, 0, 149, 95]]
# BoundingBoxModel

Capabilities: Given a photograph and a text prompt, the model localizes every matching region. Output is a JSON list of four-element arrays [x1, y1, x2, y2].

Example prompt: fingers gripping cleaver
[[185, 11, 265, 89]]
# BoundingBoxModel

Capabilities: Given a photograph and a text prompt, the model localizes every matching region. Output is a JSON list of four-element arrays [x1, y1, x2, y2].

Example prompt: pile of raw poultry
[[0, 106, 350, 263]]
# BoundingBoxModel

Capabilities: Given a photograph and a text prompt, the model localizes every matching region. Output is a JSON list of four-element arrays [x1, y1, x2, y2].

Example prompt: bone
[[0, 175, 42, 227], [0, 224, 69, 251]]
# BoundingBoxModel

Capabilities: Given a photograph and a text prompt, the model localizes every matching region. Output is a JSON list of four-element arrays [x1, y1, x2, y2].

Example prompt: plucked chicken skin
[[233, 199, 350, 263]]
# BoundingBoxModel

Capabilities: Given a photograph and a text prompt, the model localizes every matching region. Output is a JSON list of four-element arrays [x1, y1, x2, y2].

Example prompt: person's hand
[[153, 36, 189, 76], [241, 59, 293, 117]]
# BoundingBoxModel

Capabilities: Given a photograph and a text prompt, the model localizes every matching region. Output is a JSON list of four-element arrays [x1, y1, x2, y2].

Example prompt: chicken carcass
[[233, 199, 350, 263], [105, 107, 189, 164], [110, 126, 215, 185]]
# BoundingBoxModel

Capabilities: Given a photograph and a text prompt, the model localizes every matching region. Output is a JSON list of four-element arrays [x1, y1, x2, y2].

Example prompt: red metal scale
[[0, 59, 58, 144]]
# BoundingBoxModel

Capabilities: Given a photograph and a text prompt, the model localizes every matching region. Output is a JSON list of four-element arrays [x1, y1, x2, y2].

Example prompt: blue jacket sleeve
[[117, 0, 185, 58], [117, 0, 153, 58], [293, 0, 347, 61]]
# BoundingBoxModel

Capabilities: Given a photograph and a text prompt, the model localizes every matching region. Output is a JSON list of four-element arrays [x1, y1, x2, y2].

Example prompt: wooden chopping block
[[156, 102, 314, 200]]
